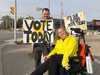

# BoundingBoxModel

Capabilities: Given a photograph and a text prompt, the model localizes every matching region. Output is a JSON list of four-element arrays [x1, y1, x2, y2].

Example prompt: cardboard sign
[[64, 12, 87, 31], [23, 19, 53, 43]]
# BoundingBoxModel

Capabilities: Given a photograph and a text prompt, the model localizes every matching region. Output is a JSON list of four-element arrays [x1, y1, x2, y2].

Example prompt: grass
[[15, 40, 23, 44], [15, 40, 31, 45], [28, 52, 34, 58]]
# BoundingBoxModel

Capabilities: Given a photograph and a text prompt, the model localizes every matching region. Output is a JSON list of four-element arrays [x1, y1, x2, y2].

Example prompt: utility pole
[[14, 0, 17, 42], [12, 19, 13, 32], [48, 0, 50, 9], [6, 18, 7, 30], [9, 21, 10, 29], [60, 1, 63, 27]]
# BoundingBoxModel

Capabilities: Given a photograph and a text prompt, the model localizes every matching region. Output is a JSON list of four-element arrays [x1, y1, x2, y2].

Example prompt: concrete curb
[[4, 38, 23, 45], [0, 44, 7, 75], [0, 38, 23, 75], [85, 32, 99, 35]]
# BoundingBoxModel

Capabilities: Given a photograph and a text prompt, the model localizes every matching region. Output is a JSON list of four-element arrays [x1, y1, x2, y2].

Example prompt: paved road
[[83, 35, 100, 75], [0, 30, 23, 43]]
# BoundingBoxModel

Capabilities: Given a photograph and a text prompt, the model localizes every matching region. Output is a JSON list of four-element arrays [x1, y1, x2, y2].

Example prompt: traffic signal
[[28, 14, 30, 19], [36, 7, 39, 12], [10, 7, 14, 14]]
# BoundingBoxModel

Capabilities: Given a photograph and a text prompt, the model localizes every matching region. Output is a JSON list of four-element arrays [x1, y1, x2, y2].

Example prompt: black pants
[[34, 46, 48, 68], [30, 54, 63, 75]]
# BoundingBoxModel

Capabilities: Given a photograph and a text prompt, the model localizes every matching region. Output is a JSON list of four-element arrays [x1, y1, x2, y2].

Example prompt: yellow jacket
[[47, 35, 78, 67]]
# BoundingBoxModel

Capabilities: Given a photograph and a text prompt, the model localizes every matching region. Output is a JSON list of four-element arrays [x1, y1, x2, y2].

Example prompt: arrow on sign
[[39, 7, 43, 11]]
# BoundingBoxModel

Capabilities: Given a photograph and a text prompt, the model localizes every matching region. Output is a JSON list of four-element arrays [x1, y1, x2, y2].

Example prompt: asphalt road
[[0, 30, 23, 43]]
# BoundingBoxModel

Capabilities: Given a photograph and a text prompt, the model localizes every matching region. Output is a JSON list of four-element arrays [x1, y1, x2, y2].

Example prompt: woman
[[30, 27, 79, 75]]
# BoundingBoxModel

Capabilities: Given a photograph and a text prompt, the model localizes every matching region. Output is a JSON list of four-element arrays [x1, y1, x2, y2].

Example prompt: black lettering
[[47, 21, 52, 30], [32, 32, 37, 42], [73, 15, 76, 20], [44, 31, 48, 41], [38, 32, 43, 42], [24, 20, 34, 31], [69, 16, 73, 22], [77, 20, 85, 25], [47, 31, 53, 42], [78, 21, 82, 25], [34, 21, 41, 30], [72, 21, 75, 26], [41, 20, 46, 31], [73, 14, 78, 20], [76, 14, 78, 17], [67, 16, 70, 20], [68, 22, 74, 27], [76, 17, 80, 23], [24, 31, 32, 43], [81, 21, 85, 24]]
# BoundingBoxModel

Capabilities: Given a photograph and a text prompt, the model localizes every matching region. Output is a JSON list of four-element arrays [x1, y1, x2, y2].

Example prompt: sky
[[0, 0, 100, 22]]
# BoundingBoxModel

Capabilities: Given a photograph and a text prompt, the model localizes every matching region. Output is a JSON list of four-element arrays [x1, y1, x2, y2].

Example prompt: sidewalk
[[0, 38, 48, 75], [2, 44, 34, 75], [0, 38, 23, 75]]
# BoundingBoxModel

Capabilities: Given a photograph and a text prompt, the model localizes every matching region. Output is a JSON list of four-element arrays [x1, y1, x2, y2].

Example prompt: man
[[22, 8, 55, 68]]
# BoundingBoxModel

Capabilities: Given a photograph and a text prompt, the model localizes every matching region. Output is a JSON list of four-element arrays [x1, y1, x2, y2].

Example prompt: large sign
[[23, 19, 54, 43], [94, 20, 100, 26], [64, 12, 87, 31]]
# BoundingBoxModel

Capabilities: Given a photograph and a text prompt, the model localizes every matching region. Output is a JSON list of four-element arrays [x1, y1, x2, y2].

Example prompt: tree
[[25, 16, 34, 19], [1, 15, 13, 30], [17, 17, 24, 28], [17, 16, 34, 28]]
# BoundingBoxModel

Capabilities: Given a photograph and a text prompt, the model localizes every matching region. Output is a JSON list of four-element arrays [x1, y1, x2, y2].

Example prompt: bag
[[73, 63, 82, 73], [86, 54, 93, 74]]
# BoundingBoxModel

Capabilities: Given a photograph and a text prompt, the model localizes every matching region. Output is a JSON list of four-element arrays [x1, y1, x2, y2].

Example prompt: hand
[[65, 64, 71, 70], [22, 28, 25, 32], [43, 56, 50, 61], [52, 28, 55, 32]]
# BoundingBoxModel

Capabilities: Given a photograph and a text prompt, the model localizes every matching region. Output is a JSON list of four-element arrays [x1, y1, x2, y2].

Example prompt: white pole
[[12, 19, 13, 32], [48, 0, 50, 9], [60, 1, 62, 27], [14, 0, 17, 42]]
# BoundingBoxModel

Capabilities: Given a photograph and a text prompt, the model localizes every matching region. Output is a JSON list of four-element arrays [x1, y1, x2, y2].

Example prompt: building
[[87, 20, 100, 30], [53, 18, 64, 29]]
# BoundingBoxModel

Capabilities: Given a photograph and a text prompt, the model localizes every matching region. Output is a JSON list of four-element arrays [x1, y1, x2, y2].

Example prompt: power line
[[63, 3, 100, 10], [0, 0, 100, 11]]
